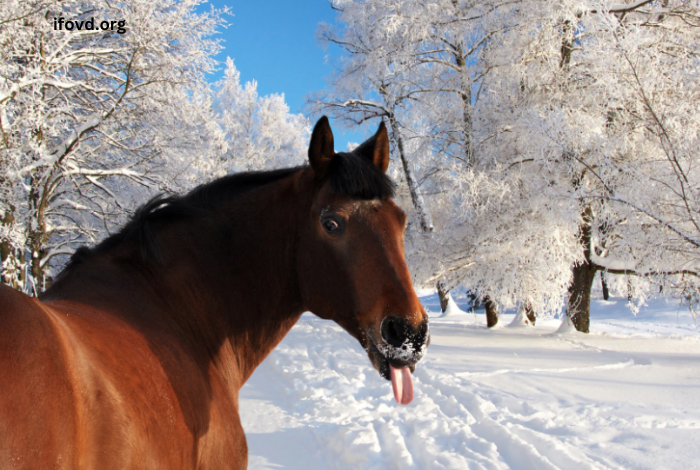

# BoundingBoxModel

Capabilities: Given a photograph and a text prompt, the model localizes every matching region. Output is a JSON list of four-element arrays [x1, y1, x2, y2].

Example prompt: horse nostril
[[381, 316, 407, 348], [381, 316, 430, 354]]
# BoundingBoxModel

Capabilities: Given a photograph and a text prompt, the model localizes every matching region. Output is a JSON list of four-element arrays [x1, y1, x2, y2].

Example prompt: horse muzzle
[[366, 316, 429, 405]]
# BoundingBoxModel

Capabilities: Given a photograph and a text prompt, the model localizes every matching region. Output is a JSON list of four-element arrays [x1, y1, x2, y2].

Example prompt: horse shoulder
[[47, 301, 251, 469], [0, 282, 248, 469], [0, 284, 201, 469], [40, 299, 206, 468]]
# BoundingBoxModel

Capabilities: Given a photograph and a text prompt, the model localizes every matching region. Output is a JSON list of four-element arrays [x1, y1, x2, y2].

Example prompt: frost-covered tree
[[312, 0, 582, 322], [214, 59, 310, 173], [487, 0, 700, 330], [0, 0, 226, 293], [314, 0, 700, 331]]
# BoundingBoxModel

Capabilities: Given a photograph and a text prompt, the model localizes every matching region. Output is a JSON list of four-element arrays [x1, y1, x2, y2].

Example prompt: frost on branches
[[214, 59, 310, 173], [0, 1, 311, 295], [0, 0, 227, 294], [498, 0, 700, 329], [315, 0, 700, 330]]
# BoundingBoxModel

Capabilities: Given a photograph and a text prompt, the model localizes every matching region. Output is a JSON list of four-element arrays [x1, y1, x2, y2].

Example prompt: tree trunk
[[485, 296, 498, 327], [452, 47, 474, 168], [560, 19, 597, 333], [0, 210, 15, 287], [567, 210, 597, 333], [0, 243, 15, 288], [437, 280, 450, 312], [568, 262, 596, 333], [385, 110, 433, 233], [560, 20, 574, 69], [601, 272, 609, 301], [18, 250, 26, 289], [524, 301, 536, 325]]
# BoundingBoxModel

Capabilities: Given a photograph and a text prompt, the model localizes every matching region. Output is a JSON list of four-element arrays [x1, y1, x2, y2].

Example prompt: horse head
[[297, 117, 429, 405]]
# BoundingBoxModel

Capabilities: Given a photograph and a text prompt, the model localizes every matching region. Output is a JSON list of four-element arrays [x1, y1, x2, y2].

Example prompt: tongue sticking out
[[389, 364, 414, 405]]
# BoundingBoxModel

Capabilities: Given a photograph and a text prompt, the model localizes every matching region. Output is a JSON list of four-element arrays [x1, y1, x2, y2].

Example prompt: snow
[[438, 293, 468, 318], [589, 250, 638, 272], [240, 294, 700, 469]]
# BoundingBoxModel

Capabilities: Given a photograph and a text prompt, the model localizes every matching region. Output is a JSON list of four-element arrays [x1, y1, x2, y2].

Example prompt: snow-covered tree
[[314, 0, 700, 331], [0, 0, 226, 293], [312, 0, 581, 321], [214, 59, 310, 173], [482, 0, 700, 330]]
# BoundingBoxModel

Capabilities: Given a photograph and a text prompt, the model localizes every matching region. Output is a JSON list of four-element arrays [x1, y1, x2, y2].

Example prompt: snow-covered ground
[[240, 295, 700, 469]]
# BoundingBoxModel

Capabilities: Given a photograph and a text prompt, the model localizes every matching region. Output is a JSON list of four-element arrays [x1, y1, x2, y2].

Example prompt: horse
[[0, 117, 429, 469]]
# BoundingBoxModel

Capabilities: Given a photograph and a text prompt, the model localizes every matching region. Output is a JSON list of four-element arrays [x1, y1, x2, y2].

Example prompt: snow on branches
[[0, 0, 230, 293], [0, 1, 309, 295], [315, 0, 700, 324], [214, 59, 310, 173]]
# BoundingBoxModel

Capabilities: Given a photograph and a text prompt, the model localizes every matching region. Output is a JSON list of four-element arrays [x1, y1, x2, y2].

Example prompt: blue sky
[[204, 0, 364, 151]]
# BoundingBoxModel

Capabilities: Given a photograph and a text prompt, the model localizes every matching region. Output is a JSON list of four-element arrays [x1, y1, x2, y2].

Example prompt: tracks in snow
[[241, 317, 700, 470]]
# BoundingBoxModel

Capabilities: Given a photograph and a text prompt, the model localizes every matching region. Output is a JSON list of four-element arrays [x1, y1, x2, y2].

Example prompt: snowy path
[[240, 298, 700, 469]]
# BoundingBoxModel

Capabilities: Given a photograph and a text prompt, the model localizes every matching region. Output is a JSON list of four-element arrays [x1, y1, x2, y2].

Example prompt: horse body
[[0, 118, 428, 469], [0, 287, 217, 469]]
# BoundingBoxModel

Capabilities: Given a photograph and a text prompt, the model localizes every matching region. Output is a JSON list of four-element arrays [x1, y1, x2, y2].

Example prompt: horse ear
[[308, 116, 335, 178], [354, 121, 390, 174]]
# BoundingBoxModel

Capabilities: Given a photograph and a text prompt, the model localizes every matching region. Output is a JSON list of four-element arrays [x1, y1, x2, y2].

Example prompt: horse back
[[0, 283, 78, 469]]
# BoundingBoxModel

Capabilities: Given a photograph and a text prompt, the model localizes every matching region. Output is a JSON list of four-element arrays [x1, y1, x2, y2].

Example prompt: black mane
[[65, 167, 302, 271], [64, 154, 395, 272]]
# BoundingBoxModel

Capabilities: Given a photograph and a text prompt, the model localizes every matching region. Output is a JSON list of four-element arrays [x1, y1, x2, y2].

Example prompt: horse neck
[[45, 170, 312, 387]]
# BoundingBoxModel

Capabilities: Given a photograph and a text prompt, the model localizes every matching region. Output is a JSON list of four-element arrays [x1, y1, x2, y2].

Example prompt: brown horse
[[0, 117, 429, 469]]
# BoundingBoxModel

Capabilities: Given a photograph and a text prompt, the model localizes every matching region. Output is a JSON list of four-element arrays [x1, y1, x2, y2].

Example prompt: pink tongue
[[389, 364, 414, 405]]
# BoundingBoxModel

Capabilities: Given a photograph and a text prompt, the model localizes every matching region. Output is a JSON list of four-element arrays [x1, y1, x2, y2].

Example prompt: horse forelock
[[327, 152, 396, 200]]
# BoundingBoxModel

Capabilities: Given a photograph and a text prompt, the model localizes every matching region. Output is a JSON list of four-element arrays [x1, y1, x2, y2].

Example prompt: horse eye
[[323, 219, 340, 233]]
